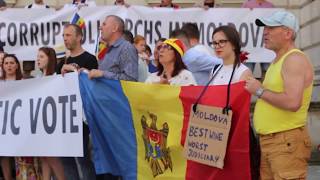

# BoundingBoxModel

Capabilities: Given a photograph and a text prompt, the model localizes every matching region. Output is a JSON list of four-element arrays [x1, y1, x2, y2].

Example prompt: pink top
[[241, 0, 274, 8]]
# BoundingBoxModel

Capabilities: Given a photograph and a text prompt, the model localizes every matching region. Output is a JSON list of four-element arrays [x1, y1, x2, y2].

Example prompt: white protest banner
[[184, 104, 232, 168], [0, 6, 280, 62], [0, 73, 83, 157]]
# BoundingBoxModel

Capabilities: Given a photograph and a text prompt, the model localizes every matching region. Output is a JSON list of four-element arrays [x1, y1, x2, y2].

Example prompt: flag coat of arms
[[79, 73, 251, 180]]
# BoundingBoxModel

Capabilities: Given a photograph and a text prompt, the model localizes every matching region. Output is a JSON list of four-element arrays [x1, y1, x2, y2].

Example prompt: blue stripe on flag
[[79, 73, 137, 179], [71, 13, 80, 24]]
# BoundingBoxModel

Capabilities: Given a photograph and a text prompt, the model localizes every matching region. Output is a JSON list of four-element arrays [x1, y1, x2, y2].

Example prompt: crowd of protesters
[[0, 0, 275, 10], [1, 1, 315, 180]]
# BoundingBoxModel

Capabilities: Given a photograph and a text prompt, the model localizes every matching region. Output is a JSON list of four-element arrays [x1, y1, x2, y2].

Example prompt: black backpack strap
[[212, 64, 220, 74], [192, 64, 222, 113]]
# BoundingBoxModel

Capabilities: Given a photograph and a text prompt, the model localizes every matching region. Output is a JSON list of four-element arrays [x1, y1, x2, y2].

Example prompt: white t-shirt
[[145, 69, 197, 86], [209, 63, 248, 85]]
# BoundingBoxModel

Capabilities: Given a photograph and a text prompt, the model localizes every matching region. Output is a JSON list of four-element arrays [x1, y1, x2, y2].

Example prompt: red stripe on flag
[[77, 20, 85, 29], [98, 46, 108, 60], [179, 82, 251, 180]]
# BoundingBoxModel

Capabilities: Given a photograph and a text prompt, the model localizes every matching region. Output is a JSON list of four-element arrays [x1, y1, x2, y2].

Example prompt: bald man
[[88, 15, 138, 81]]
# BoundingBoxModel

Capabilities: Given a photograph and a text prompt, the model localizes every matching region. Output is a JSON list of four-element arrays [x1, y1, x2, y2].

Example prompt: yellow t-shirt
[[254, 49, 313, 135]]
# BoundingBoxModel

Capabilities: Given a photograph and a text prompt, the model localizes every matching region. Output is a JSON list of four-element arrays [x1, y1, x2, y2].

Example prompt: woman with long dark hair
[[209, 26, 252, 85], [0, 54, 22, 81], [0, 54, 22, 180], [209, 26, 258, 179], [145, 38, 196, 86], [36, 47, 66, 180], [37, 47, 58, 76]]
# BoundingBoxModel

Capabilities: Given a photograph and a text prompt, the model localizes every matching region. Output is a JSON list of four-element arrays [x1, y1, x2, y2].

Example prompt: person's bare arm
[[246, 53, 308, 111], [239, 69, 253, 81]]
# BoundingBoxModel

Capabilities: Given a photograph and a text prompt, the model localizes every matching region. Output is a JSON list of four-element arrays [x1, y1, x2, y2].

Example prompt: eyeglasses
[[210, 39, 229, 49], [157, 44, 173, 51]]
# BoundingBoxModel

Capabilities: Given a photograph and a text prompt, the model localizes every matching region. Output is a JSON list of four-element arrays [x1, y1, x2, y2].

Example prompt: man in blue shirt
[[88, 15, 138, 81], [170, 28, 221, 85], [87, 15, 138, 180]]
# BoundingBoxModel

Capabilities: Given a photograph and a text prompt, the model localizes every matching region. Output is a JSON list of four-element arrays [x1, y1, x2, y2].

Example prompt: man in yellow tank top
[[245, 11, 314, 180]]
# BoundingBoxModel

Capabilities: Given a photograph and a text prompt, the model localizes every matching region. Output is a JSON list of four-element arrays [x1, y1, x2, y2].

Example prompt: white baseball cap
[[255, 11, 299, 33]]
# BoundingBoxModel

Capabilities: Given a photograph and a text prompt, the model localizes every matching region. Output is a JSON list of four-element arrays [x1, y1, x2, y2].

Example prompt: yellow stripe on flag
[[121, 81, 187, 179]]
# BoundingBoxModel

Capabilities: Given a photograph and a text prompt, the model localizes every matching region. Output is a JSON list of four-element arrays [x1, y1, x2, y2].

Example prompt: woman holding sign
[[36, 47, 65, 180], [209, 26, 252, 85], [208, 26, 259, 179], [37, 47, 65, 180], [0, 54, 22, 180]]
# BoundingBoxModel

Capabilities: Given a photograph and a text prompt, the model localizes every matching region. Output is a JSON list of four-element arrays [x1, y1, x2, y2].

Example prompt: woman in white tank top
[[209, 26, 252, 85]]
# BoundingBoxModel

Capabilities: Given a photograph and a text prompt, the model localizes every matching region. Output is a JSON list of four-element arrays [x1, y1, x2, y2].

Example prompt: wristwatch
[[255, 87, 265, 98]]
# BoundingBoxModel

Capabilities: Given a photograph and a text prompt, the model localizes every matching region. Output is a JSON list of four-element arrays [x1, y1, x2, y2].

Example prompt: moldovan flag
[[96, 42, 108, 60], [94, 32, 108, 60], [70, 12, 85, 29], [79, 73, 251, 180], [94, 34, 108, 60]]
